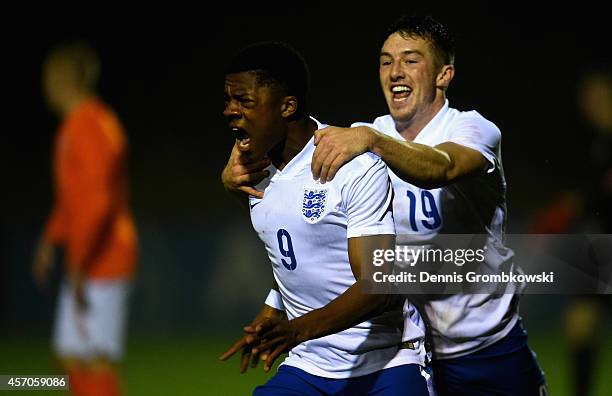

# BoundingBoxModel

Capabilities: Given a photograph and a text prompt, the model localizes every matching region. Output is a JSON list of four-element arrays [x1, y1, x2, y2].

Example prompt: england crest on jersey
[[302, 188, 327, 223]]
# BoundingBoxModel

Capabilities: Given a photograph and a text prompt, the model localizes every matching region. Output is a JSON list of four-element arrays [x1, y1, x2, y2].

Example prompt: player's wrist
[[221, 177, 238, 193], [221, 165, 239, 192], [289, 316, 312, 343]]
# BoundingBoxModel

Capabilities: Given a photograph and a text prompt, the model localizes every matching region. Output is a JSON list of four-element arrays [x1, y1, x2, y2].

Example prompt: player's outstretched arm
[[313, 125, 486, 188], [221, 140, 270, 207], [219, 299, 285, 373], [249, 235, 401, 372]]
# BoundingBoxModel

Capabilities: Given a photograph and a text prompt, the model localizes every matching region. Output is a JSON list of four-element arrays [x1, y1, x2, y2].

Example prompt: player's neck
[[59, 92, 95, 117], [271, 117, 317, 171], [395, 96, 446, 141]]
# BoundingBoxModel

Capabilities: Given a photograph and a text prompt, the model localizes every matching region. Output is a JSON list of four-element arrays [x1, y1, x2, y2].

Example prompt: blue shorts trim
[[253, 364, 430, 396]]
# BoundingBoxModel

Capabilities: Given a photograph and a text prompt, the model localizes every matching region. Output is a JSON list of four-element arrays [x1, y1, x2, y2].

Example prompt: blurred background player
[[32, 41, 138, 396], [530, 65, 612, 396]]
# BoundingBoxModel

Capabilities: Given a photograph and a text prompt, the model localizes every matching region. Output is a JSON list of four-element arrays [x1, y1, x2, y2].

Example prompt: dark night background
[[1, 2, 611, 393]]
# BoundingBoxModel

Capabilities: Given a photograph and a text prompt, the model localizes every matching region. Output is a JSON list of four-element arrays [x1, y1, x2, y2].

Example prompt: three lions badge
[[302, 188, 328, 223]]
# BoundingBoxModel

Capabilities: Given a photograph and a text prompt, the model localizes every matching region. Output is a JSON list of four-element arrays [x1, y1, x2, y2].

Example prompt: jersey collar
[[383, 99, 450, 143]]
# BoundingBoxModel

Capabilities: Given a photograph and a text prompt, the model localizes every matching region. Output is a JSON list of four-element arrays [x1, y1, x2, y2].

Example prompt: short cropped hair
[[227, 41, 310, 116], [385, 15, 456, 69], [47, 40, 101, 91]]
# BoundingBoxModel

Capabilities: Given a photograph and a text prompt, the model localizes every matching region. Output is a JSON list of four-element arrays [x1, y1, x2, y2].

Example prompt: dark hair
[[385, 15, 455, 68], [226, 41, 310, 116]]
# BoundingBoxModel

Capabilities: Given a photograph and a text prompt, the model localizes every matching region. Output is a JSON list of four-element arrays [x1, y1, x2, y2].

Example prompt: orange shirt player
[[32, 41, 137, 396]]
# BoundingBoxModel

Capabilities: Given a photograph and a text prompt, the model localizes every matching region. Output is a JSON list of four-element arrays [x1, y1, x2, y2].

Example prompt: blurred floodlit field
[[1, 330, 610, 396]]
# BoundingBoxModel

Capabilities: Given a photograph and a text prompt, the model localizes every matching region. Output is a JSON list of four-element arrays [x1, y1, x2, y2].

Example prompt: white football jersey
[[250, 118, 426, 378], [356, 100, 521, 359]]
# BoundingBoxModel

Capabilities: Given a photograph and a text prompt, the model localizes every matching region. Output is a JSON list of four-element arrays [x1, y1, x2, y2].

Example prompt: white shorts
[[52, 279, 130, 362]]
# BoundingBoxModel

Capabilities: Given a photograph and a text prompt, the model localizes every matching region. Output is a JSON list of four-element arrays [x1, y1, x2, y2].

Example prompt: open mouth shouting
[[391, 85, 412, 102], [230, 125, 253, 154], [231, 126, 249, 143]]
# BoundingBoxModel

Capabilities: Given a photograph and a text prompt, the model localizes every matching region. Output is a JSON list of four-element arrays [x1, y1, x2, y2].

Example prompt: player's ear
[[436, 64, 455, 90], [281, 96, 298, 119]]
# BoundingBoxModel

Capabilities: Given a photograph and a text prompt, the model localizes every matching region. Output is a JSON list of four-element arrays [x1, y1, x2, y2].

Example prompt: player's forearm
[[291, 281, 398, 342], [257, 304, 285, 321], [367, 127, 454, 189]]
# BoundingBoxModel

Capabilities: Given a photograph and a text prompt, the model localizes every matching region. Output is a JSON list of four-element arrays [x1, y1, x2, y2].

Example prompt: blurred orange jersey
[[44, 98, 138, 279]]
